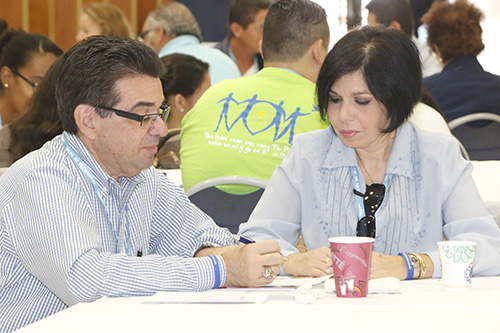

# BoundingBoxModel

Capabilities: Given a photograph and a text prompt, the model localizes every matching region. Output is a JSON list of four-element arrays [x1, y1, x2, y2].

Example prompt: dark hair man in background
[[215, 0, 271, 76]]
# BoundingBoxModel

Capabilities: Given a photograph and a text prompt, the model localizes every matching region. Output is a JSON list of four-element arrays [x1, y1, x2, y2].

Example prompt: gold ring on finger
[[263, 266, 275, 279]]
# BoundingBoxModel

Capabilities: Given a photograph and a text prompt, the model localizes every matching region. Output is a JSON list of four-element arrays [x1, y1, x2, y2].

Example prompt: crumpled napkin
[[294, 282, 320, 304]]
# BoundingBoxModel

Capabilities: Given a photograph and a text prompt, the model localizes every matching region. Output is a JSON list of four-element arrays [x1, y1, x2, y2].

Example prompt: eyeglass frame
[[10, 67, 38, 90], [94, 102, 171, 128], [353, 183, 386, 238], [137, 28, 153, 42]]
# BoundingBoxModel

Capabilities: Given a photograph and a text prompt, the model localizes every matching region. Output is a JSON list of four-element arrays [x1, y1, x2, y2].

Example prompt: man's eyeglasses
[[10, 67, 38, 90], [353, 183, 385, 238], [94, 103, 171, 128], [137, 28, 153, 42]]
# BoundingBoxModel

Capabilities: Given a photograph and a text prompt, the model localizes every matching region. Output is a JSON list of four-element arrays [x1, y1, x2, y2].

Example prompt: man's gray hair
[[147, 3, 203, 42]]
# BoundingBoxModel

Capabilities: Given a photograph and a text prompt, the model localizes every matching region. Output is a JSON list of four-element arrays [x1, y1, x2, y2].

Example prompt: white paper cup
[[437, 241, 476, 288]]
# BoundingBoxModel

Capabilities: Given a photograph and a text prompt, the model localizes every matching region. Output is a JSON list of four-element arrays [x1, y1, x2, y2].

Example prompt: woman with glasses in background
[[239, 25, 500, 280], [0, 29, 62, 127], [0, 58, 63, 167]]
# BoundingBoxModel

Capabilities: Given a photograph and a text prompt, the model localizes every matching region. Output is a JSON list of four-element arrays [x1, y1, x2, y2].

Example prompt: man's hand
[[220, 240, 283, 287], [282, 246, 333, 277]]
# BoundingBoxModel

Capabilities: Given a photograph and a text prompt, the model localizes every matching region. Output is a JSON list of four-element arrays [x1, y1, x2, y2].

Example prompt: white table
[[18, 276, 500, 332]]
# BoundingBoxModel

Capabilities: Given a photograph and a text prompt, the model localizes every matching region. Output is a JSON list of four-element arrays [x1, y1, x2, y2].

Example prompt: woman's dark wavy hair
[[9, 57, 63, 162], [160, 53, 209, 100], [316, 25, 422, 133]]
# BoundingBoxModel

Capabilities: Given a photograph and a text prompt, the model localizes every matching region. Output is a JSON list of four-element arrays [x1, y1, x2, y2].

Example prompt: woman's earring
[[4, 83, 8, 88], [180, 107, 184, 113]]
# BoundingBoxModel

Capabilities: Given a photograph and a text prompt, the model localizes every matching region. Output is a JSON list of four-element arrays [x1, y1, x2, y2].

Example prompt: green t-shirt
[[180, 67, 329, 193]]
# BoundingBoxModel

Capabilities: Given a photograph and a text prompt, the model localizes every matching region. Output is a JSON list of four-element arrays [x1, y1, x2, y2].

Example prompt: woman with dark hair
[[0, 29, 62, 126], [0, 57, 63, 167], [422, 0, 500, 121], [240, 25, 500, 280], [155, 53, 210, 169]]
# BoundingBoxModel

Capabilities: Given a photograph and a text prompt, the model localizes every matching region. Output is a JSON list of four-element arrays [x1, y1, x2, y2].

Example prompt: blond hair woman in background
[[76, 2, 134, 42]]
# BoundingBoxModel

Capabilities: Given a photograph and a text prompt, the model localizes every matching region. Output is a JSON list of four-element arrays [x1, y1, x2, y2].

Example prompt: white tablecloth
[[18, 276, 500, 332]]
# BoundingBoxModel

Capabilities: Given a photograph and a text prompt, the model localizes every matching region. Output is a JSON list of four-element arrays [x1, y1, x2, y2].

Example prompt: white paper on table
[[269, 274, 333, 287], [144, 290, 269, 304]]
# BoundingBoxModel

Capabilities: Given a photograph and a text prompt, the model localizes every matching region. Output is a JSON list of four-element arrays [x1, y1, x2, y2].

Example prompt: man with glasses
[[140, 2, 240, 85], [0, 35, 282, 332]]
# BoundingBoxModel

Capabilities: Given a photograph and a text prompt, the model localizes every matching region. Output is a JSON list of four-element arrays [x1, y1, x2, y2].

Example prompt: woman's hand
[[370, 252, 407, 280], [282, 246, 333, 277], [370, 252, 434, 280]]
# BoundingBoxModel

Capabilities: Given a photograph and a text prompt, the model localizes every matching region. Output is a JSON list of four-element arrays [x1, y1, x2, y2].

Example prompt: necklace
[[356, 152, 374, 184]]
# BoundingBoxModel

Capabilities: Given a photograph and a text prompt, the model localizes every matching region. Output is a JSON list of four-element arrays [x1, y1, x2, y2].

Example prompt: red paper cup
[[329, 237, 374, 298]]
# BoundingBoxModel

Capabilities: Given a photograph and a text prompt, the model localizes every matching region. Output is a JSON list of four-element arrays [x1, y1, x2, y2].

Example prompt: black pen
[[236, 234, 255, 244]]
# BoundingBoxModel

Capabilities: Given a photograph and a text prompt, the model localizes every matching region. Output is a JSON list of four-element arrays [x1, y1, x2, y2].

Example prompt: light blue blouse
[[239, 122, 500, 277], [158, 35, 240, 85]]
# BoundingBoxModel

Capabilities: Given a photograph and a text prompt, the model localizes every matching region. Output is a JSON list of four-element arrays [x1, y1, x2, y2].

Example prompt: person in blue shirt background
[[140, 2, 240, 85], [215, 0, 271, 76]]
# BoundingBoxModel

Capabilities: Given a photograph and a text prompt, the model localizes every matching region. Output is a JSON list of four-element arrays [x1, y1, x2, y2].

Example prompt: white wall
[[474, 0, 500, 74]]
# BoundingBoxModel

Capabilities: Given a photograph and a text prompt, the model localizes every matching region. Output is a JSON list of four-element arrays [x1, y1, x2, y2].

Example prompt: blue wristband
[[208, 255, 221, 289], [398, 252, 413, 280]]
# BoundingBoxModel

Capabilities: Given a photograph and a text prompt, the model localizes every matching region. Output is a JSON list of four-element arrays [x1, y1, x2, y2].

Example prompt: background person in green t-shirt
[[180, 0, 331, 194]]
